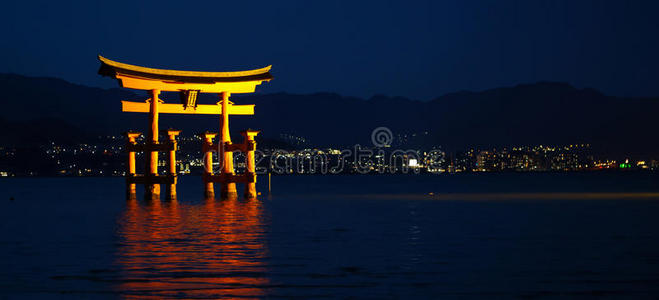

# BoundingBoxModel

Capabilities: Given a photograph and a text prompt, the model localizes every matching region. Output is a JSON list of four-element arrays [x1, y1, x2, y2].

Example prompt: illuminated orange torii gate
[[98, 55, 271, 200]]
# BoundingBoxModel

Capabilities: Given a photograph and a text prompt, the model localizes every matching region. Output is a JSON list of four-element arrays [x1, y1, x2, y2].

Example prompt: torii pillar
[[219, 92, 238, 198], [146, 89, 161, 199], [241, 130, 260, 199], [203, 132, 217, 198], [164, 129, 180, 200], [125, 131, 141, 200]]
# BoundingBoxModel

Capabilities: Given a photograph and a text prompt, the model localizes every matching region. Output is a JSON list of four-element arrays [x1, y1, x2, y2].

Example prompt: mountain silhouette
[[0, 73, 657, 157]]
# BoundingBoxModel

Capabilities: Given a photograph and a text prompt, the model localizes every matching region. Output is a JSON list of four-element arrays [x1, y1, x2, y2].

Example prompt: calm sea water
[[1, 173, 659, 299]]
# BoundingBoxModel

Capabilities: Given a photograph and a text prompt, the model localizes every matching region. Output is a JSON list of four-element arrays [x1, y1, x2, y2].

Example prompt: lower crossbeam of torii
[[97, 55, 272, 200]]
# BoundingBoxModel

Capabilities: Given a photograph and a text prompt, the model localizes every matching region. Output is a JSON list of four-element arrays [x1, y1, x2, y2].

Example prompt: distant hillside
[[0, 73, 657, 157], [237, 83, 659, 157]]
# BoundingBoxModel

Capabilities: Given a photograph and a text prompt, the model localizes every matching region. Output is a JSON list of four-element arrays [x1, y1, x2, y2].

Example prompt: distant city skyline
[[1, 134, 655, 177], [2, 0, 659, 100]]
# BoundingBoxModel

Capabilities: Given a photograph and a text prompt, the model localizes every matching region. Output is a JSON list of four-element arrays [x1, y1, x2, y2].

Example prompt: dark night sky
[[1, 0, 658, 100]]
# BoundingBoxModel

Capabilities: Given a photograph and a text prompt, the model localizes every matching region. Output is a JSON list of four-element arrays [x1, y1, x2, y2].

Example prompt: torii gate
[[98, 55, 272, 200]]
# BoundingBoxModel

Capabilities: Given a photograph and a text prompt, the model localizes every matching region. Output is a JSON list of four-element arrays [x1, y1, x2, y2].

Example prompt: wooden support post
[[203, 132, 217, 198], [147, 89, 161, 199], [165, 130, 180, 200], [126, 131, 141, 199], [241, 130, 260, 199], [219, 92, 237, 198]]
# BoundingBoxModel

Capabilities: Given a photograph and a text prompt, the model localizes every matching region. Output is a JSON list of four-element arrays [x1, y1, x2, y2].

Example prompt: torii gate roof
[[98, 55, 272, 93]]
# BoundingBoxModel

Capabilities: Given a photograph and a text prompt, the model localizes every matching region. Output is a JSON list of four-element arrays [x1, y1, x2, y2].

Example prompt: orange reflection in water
[[116, 197, 269, 299]]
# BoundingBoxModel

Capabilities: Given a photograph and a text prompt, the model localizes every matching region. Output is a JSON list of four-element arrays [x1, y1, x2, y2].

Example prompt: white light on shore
[[409, 159, 418, 167]]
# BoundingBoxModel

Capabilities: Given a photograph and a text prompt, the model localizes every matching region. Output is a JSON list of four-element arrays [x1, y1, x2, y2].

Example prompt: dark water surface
[[1, 173, 659, 299]]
